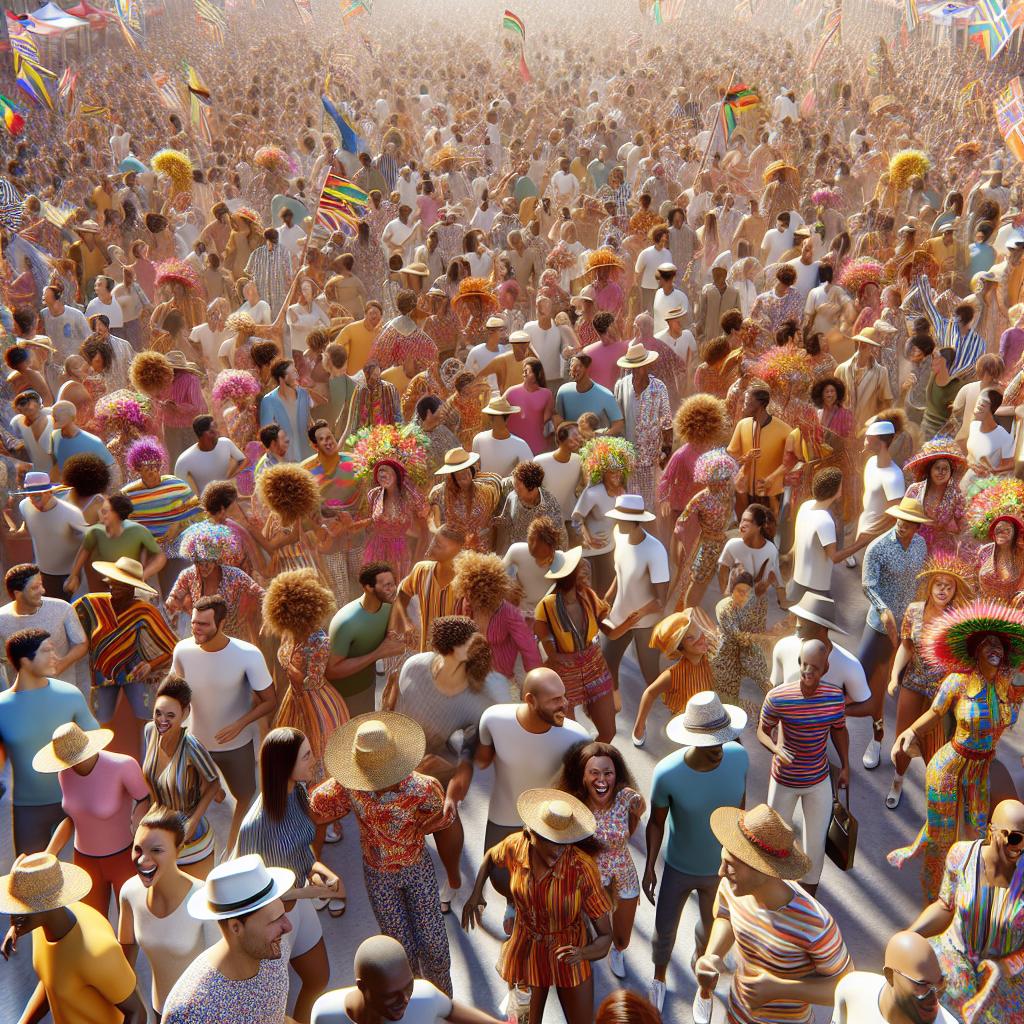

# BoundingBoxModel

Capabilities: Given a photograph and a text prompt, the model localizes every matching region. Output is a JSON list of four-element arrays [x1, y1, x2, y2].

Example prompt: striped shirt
[[235, 786, 316, 881], [122, 475, 203, 540], [300, 452, 360, 510], [142, 722, 218, 820], [716, 878, 851, 1024], [759, 681, 845, 788], [399, 560, 459, 650], [915, 274, 985, 379]]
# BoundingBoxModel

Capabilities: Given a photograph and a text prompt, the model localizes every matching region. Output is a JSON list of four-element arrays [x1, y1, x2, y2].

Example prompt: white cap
[[865, 420, 895, 437]]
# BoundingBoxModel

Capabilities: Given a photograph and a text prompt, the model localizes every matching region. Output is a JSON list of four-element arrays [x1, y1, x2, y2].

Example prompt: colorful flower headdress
[[253, 146, 298, 176], [212, 369, 261, 404], [751, 347, 813, 394], [811, 186, 843, 210], [580, 436, 636, 484], [694, 448, 738, 486], [922, 599, 1024, 673], [125, 436, 168, 474], [966, 477, 1024, 541], [347, 423, 430, 487], [155, 259, 201, 292], [94, 389, 153, 432], [180, 521, 241, 563], [838, 257, 883, 295]]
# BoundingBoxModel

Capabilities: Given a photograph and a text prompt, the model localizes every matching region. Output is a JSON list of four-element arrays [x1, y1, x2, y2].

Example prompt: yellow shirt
[[727, 415, 791, 496], [336, 319, 379, 374], [33, 902, 136, 1024], [382, 365, 411, 394], [489, 351, 532, 394]]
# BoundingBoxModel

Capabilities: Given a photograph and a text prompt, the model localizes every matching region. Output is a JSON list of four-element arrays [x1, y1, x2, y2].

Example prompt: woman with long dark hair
[[505, 357, 554, 455]]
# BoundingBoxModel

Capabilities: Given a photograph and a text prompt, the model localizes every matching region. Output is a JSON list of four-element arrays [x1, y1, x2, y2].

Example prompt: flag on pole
[[342, 0, 370, 20], [113, 0, 144, 49], [294, 0, 313, 25], [42, 200, 76, 229], [719, 84, 760, 141], [315, 173, 368, 236], [809, 8, 842, 71], [904, 0, 920, 30], [57, 68, 78, 111], [652, 0, 685, 20], [995, 76, 1024, 163], [194, 0, 227, 43], [502, 9, 531, 84], [0, 93, 24, 137], [968, 0, 1024, 60], [150, 71, 183, 111], [322, 93, 363, 153], [184, 63, 212, 106], [184, 63, 213, 144]]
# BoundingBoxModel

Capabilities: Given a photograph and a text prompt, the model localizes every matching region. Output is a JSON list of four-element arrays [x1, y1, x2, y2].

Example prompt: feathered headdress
[[915, 551, 977, 602], [347, 423, 430, 487], [155, 259, 201, 292], [580, 436, 636, 484], [888, 149, 931, 192], [751, 347, 814, 396], [838, 257, 883, 296]]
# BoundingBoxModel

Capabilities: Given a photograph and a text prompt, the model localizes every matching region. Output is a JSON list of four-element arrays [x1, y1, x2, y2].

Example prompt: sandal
[[885, 777, 904, 810], [328, 897, 346, 917], [312, 896, 329, 912]]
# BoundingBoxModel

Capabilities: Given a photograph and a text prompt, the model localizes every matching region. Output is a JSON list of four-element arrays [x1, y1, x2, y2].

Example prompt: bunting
[[0, 93, 24, 137], [968, 0, 1024, 60], [502, 9, 531, 84], [809, 7, 842, 71], [995, 76, 1024, 164], [194, 0, 226, 43], [113, 0, 144, 49], [5, 12, 56, 110], [316, 172, 368, 236]]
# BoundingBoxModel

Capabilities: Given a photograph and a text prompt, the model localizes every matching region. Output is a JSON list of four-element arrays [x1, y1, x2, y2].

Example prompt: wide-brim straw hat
[[762, 160, 798, 184], [545, 546, 584, 580], [585, 247, 625, 275], [617, 342, 659, 369], [434, 446, 480, 475], [518, 788, 596, 844], [166, 349, 203, 375], [482, 396, 521, 416], [666, 691, 747, 747], [93, 556, 158, 596], [710, 803, 812, 880], [0, 853, 93, 914], [76, 219, 101, 234], [886, 495, 931, 524], [903, 437, 967, 482], [324, 712, 426, 792], [33, 722, 114, 774], [451, 279, 499, 313], [402, 262, 430, 277], [650, 607, 712, 657]]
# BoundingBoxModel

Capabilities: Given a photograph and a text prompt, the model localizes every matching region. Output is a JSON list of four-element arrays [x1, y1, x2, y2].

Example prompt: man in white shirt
[[17, 473, 85, 597], [651, 263, 689, 335], [550, 157, 580, 207], [276, 207, 306, 260], [471, 397, 533, 476], [174, 415, 246, 498], [535, 422, 583, 531], [523, 297, 564, 386], [634, 226, 672, 313], [856, 420, 905, 544], [785, 232, 820, 299], [655, 308, 698, 379], [396, 165, 420, 209], [171, 595, 276, 851], [84, 276, 125, 330], [761, 212, 794, 265], [40, 283, 91, 361], [381, 206, 421, 263], [464, 317, 508, 395], [189, 299, 231, 375]]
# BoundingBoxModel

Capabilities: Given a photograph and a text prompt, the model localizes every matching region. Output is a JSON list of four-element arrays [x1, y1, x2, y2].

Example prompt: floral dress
[[905, 481, 967, 556], [712, 594, 770, 707], [275, 630, 349, 783], [224, 402, 261, 497], [889, 671, 1024, 902], [428, 475, 503, 552], [592, 787, 644, 900], [896, 602, 947, 764], [977, 543, 1024, 604], [363, 483, 429, 579], [931, 840, 1024, 1024], [166, 565, 265, 643], [678, 485, 731, 586]]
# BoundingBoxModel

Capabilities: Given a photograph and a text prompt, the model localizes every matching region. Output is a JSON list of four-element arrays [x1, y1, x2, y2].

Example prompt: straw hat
[[885, 495, 931, 524], [545, 546, 584, 580], [605, 493, 656, 522], [585, 248, 625, 275], [762, 161, 798, 183], [402, 262, 429, 277], [75, 219, 101, 234], [710, 803, 812, 880], [434, 447, 480, 475], [324, 712, 426, 792], [32, 722, 114, 774], [663, 306, 688, 322], [92, 556, 158, 596], [617, 342, 659, 369], [569, 285, 597, 308], [166, 350, 203, 375], [17, 335, 55, 353], [852, 327, 885, 347], [903, 436, 967, 482], [650, 607, 711, 657], [509, 330, 532, 346], [187, 854, 294, 921], [517, 789, 596, 844], [482, 396, 521, 416], [484, 315, 506, 329], [666, 691, 747, 747], [0, 853, 93, 915]]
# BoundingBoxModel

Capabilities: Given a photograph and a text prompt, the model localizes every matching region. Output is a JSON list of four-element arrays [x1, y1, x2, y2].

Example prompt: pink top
[[487, 600, 543, 678], [657, 442, 703, 512], [417, 195, 440, 229], [59, 750, 149, 857], [582, 338, 628, 391], [506, 383, 553, 454]]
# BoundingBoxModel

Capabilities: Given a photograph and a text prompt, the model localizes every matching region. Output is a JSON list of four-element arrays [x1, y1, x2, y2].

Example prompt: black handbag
[[825, 763, 858, 871]]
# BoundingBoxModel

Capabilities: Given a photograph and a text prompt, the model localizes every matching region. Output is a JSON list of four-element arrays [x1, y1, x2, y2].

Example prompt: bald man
[[48, 398, 115, 477], [475, 668, 588, 896], [759, 638, 849, 895], [312, 934, 504, 1024], [831, 930, 956, 1024]]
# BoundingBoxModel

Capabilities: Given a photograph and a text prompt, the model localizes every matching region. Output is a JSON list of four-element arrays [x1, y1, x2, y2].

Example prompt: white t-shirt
[[478, 704, 589, 825], [652, 287, 689, 335], [610, 529, 670, 628], [718, 537, 781, 586], [278, 223, 306, 259], [312, 981, 453, 1024], [634, 245, 668, 290], [858, 457, 905, 534], [771, 634, 871, 703], [503, 543, 554, 614], [239, 299, 271, 325], [85, 296, 124, 329], [967, 421, 1015, 472], [472, 431, 533, 477], [171, 637, 273, 752], [465, 342, 508, 396], [655, 326, 697, 365], [550, 170, 580, 205], [761, 227, 793, 264], [174, 438, 246, 497], [19, 497, 86, 575], [523, 321, 564, 382], [189, 324, 231, 372], [830, 971, 958, 1024], [534, 452, 582, 520], [792, 502, 837, 591], [785, 258, 819, 299], [572, 483, 616, 555]]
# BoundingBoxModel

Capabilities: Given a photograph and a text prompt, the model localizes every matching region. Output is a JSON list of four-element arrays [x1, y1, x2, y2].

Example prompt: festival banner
[[113, 0, 144, 50], [0, 92, 24, 136], [720, 84, 760, 140], [502, 9, 531, 83], [150, 70, 183, 112], [968, 0, 1024, 60], [342, 0, 370, 21], [5, 12, 56, 109], [809, 7, 842, 71], [315, 172, 368, 236], [194, 0, 226, 43], [995, 76, 1024, 163]]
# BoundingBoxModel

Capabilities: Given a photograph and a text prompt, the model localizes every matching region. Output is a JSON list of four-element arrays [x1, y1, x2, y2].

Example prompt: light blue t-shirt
[[51, 428, 116, 472], [650, 741, 749, 876], [555, 381, 622, 428], [0, 678, 99, 805]]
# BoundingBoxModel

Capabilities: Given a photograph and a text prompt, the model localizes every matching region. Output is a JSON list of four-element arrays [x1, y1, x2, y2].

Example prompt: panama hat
[[166, 350, 203, 375], [617, 342, 659, 369], [482, 396, 521, 416], [518, 789, 596, 844], [17, 335, 55, 353], [187, 854, 294, 921], [484, 315, 506, 329], [14, 471, 56, 495], [666, 691, 747, 747], [789, 593, 846, 634], [710, 803, 812, 880], [886, 495, 931, 524], [605, 493, 656, 522], [569, 286, 597, 308], [0, 853, 93, 915], [401, 262, 430, 277], [656, 261, 678, 275], [545, 546, 584, 580], [324, 712, 426, 792], [33, 722, 114, 774], [92, 556, 158, 596], [852, 327, 885, 347], [509, 330, 532, 345], [663, 306, 688, 321], [434, 447, 480, 475]]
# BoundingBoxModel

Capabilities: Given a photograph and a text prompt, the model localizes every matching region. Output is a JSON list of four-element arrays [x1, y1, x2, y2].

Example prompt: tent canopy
[[30, 2, 90, 31], [66, 1, 113, 27]]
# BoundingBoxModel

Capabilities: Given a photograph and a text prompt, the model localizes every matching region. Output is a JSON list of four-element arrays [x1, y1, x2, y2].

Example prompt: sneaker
[[693, 990, 713, 1024], [649, 979, 666, 1013], [609, 946, 625, 978], [862, 738, 881, 770], [845, 555, 857, 568], [439, 880, 459, 913], [324, 822, 343, 844], [631, 730, 646, 748]]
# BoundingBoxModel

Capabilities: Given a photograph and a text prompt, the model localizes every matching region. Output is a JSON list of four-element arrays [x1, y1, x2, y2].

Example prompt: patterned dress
[[977, 543, 1024, 604], [166, 565, 265, 643], [428, 474, 503, 552], [591, 787, 643, 899], [678, 485, 732, 586], [889, 671, 1024, 901], [905, 481, 967, 556], [712, 594, 770, 706], [932, 840, 1024, 1024], [363, 483, 429, 579]]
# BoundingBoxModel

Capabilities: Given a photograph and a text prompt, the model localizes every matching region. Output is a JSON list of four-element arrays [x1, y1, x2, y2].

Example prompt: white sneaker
[[693, 990, 713, 1024], [845, 555, 857, 568], [609, 946, 625, 978], [862, 738, 881, 770], [649, 979, 666, 1013], [439, 881, 459, 913]]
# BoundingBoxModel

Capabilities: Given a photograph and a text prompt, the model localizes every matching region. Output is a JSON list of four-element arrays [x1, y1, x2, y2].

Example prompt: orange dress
[[491, 832, 612, 988], [663, 655, 715, 714]]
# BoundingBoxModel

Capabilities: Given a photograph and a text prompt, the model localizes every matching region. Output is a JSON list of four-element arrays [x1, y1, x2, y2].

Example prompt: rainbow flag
[[968, 0, 1024, 60], [719, 84, 760, 140], [316, 172, 368, 236], [995, 76, 1024, 163], [502, 9, 531, 83], [342, 0, 370, 20], [0, 93, 24, 137]]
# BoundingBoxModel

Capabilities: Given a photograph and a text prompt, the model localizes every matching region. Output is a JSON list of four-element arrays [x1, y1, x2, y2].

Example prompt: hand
[[837, 765, 849, 789], [642, 864, 657, 905], [63, 573, 80, 596], [555, 944, 584, 966], [887, 676, 899, 698], [461, 896, 485, 931], [773, 723, 793, 765], [694, 953, 725, 992], [310, 867, 344, 898], [214, 720, 246, 746], [735, 968, 781, 1010], [1, 924, 17, 961], [378, 636, 406, 659], [590, 530, 609, 548], [881, 609, 898, 646], [754, 478, 768, 496]]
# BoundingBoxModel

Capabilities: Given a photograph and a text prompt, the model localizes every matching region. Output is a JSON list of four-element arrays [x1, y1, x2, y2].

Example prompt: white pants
[[767, 776, 832, 885]]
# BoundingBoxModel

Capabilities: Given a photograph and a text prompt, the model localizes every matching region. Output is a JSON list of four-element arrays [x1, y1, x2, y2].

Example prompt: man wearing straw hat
[[0, 851, 145, 1023], [471, 396, 532, 476], [643, 691, 749, 1014], [694, 804, 852, 1024]]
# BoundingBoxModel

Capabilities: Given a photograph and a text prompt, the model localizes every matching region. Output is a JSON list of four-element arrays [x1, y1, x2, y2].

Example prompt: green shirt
[[922, 374, 964, 439], [328, 597, 392, 698], [82, 520, 161, 562]]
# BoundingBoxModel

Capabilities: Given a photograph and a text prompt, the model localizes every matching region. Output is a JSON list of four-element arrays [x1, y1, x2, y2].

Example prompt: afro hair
[[452, 551, 509, 615], [256, 463, 321, 522], [129, 351, 174, 396], [262, 568, 336, 638], [673, 394, 730, 445], [61, 453, 111, 497]]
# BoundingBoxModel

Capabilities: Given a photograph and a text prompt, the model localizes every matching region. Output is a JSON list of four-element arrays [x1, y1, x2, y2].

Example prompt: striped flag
[[316, 172, 368, 236], [184, 64, 213, 144], [342, 0, 370, 20], [809, 8, 842, 71], [57, 67, 78, 113], [185, 63, 212, 106], [995, 76, 1024, 163], [652, 0, 685, 21], [113, 0, 144, 49], [502, 9, 531, 83], [968, 0, 1024, 60], [0, 93, 24, 137], [194, 0, 227, 43], [720, 84, 760, 140], [904, 0, 920, 31], [150, 70, 183, 112], [5, 13, 56, 110]]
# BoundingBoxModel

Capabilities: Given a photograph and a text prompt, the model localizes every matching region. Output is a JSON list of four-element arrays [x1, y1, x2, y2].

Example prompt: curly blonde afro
[[150, 149, 194, 196], [453, 550, 509, 615], [673, 394, 730, 445], [129, 350, 174, 396], [256, 463, 321, 522], [263, 568, 336, 638]]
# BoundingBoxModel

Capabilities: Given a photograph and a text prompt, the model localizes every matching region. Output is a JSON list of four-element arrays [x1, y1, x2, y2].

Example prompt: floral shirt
[[614, 375, 671, 466], [592, 787, 643, 892], [167, 565, 265, 640]]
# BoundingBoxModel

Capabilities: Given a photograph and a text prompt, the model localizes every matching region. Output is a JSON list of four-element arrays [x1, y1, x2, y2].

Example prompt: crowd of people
[[1, 0, 1024, 1021]]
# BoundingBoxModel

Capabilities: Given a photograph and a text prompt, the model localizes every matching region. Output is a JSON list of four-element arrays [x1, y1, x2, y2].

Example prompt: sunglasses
[[995, 828, 1024, 846], [892, 967, 946, 1000]]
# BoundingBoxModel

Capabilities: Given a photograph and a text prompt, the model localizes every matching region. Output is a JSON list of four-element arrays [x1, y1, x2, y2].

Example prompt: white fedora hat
[[617, 341, 659, 369], [666, 691, 746, 747], [187, 854, 294, 921], [605, 493, 656, 522]]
